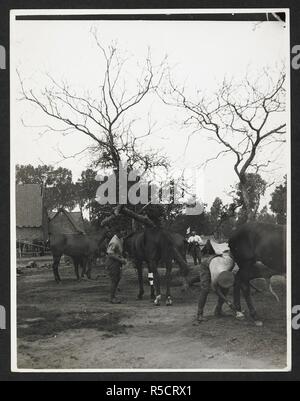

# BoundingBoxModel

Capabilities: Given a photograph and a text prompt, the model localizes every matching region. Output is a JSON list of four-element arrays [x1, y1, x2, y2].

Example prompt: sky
[[11, 15, 288, 209]]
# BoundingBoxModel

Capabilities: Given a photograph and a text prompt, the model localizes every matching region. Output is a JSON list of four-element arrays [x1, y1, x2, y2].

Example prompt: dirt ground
[[16, 259, 287, 370]]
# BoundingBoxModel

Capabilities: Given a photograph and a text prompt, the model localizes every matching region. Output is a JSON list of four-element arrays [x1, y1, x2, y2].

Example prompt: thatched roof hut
[[16, 184, 48, 242], [48, 209, 85, 235]]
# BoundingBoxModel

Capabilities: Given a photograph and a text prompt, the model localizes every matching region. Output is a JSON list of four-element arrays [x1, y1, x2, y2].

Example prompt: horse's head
[[95, 227, 109, 245]]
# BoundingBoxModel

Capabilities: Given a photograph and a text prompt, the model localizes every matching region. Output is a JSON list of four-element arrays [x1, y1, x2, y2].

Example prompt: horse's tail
[[172, 246, 190, 276], [267, 278, 280, 303], [163, 231, 190, 277], [250, 279, 280, 303]]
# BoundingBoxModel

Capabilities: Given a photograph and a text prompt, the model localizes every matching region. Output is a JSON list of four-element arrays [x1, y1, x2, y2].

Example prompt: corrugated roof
[[16, 184, 44, 228]]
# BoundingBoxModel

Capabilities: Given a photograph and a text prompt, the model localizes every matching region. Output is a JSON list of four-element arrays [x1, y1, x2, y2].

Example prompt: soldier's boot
[[196, 290, 209, 323]]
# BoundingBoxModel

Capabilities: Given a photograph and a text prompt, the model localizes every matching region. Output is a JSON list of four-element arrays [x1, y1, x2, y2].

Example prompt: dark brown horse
[[228, 222, 286, 325], [50, 229, 108, 283], [123, 229, 189, 305]]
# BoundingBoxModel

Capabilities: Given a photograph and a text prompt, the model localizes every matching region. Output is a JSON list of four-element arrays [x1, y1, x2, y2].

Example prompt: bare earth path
[[16, 261, 287, 370]]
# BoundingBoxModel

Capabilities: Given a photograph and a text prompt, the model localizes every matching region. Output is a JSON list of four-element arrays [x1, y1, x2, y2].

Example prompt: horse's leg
[[86, 260, 92, 279], [147, 263, 155, 300], [84, 257, 92, 279], [240, 279, 262, 325], [109, 260, 122, 303], [136, 261, 144, 300], [181, 246, 187, 263], [165, 260, 173, 306], [234, 263, 261, 324], [150, 261, 161, 306], [193, 248, 197, 265], [233, 270, 244, 319], [73, 258, 80, 281], [52, 255, 62, 283], [79, 257, 85, 278]]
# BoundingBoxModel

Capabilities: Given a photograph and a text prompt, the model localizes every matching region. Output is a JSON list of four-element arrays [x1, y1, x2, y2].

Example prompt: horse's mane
[[124, 230, 144, 241]]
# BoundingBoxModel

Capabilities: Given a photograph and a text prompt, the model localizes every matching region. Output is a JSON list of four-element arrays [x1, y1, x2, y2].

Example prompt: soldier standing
[[106, 229, 127, 304]]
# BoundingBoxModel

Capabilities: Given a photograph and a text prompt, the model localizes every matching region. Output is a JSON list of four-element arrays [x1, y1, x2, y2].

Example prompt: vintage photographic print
[[10, 9, 290, 372]]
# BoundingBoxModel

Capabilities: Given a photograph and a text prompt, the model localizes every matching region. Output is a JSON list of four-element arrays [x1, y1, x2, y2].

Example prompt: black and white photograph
[[10, 9, 290, 372]]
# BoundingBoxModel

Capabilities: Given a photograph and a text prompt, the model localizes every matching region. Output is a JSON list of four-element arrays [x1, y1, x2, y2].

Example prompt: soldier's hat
[[217, 270, 235, 289]]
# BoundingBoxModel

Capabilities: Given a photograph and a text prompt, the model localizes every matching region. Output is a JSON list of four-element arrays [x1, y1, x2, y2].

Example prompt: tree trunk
[[240, 180, 255, 222]]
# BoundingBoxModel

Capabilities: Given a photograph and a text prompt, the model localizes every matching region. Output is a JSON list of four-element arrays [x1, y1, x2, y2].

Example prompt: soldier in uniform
[[106, 229, 127, 304], [188, 231, 205, 265], [196, 249, 235, 323]]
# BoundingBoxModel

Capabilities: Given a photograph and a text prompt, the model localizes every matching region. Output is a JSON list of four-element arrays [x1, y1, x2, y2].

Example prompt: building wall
[[16, 227, 44, 242]]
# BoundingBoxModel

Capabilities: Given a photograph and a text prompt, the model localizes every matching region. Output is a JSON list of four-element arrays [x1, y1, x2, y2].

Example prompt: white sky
[[11, 18, 288, 208]]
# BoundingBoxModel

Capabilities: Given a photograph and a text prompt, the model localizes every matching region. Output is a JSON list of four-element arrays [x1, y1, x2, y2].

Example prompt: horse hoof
[[154, 296, 161, 306], [166, 297, 173, 306], [214, 309, 227, 317], [254, 320, 263, 327], [110, 298, 122, 304], [194, 316, 208, 325], [235, 311, 245, 320]]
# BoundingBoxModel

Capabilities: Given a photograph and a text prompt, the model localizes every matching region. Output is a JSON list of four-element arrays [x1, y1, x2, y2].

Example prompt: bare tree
[[18, 32, 172, 228], [18, 30, 168, 176], [162, 68, 286, 221]]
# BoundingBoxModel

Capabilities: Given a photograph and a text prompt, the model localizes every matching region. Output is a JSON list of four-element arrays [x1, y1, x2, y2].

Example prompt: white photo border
[[10, 7, 292, 373]]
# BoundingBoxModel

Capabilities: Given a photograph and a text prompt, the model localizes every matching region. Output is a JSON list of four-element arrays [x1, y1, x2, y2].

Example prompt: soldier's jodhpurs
[[197, 263, 211, 317], [107, 256, 122, 300], [192, 244, 201, 265]]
